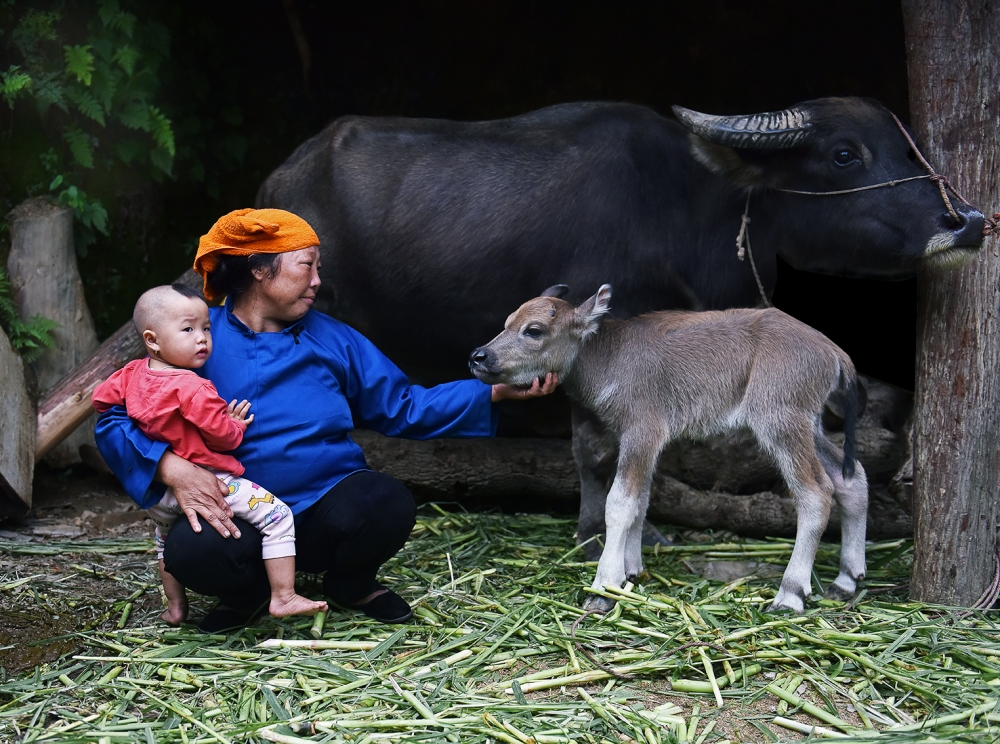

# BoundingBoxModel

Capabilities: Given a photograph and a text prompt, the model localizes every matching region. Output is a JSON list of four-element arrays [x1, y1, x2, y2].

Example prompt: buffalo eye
[[833, 148, 860, 167], [523, 326, 544, 339]]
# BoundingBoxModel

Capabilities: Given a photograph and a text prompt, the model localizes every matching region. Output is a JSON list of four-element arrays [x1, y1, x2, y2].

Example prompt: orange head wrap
[[193, 208, 320, 301]]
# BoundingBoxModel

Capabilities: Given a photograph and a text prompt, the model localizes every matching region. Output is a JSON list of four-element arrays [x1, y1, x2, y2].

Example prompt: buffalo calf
[[469, 285, 868, 613]]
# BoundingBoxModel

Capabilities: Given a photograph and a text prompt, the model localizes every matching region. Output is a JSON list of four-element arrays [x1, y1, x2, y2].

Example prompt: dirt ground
[[0, 463, 163, 678], [2, 463, 148, 542]]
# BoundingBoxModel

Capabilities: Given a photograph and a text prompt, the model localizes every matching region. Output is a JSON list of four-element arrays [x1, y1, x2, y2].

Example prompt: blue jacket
[[96, 301, 497, 514]]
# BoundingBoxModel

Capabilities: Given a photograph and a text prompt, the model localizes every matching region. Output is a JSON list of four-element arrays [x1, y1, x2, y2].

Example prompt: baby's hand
[[227, 399, 255, 426]]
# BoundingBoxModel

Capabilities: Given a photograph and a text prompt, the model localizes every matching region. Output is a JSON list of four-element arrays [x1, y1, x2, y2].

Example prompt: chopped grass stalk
[[771, 716, 851, 738], [1, 513, 997, 743], [765, 682, 854, 732]]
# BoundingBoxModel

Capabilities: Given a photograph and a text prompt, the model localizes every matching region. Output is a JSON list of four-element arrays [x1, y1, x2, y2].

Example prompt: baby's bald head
[[133, 284, 207, 337]]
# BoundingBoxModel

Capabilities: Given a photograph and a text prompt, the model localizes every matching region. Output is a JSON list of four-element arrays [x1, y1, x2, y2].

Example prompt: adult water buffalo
[[257, 97, 984, 550]]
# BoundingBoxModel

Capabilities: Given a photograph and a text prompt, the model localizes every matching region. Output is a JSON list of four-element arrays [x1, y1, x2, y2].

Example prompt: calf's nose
[[468, 347, 490, 370]]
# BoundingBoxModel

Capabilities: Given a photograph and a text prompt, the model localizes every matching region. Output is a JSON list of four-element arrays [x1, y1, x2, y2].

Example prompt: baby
[[93, 283, 327, 625]]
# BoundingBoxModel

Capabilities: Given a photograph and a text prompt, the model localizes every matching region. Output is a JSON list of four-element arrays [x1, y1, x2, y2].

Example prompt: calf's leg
[[584, 433, 658, 613], [816, 434, 868, 600], [756, 417, 834, 613], [572, 404, 671, 561]]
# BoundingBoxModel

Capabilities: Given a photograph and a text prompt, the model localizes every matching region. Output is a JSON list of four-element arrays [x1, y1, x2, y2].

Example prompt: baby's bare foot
[[161, 604, 188, 626], [270, 594, 329, 618]]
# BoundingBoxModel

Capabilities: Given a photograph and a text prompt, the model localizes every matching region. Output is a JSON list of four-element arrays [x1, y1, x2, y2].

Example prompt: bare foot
[[161, 603, 189, 626], [270, 593, 329, 618]]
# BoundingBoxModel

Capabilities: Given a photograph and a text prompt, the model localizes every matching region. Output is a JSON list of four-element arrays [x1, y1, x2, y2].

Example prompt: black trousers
[[162, 471, 417, 612]]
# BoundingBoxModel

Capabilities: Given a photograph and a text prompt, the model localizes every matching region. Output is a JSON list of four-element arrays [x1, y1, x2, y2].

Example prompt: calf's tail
[[837, 364, 859, 482]]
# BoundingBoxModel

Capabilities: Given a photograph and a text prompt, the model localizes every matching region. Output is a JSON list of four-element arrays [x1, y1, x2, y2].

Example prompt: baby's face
[[150, 295, 213, 369]]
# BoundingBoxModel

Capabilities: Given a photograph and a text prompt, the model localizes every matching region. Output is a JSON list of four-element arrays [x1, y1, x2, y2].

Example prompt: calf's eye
[[523, 327, 543, 339]]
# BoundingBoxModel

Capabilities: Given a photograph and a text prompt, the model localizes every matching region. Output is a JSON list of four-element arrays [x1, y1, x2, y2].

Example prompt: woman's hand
[[491, 372, 559, 402], [156, 451, 240, 539]]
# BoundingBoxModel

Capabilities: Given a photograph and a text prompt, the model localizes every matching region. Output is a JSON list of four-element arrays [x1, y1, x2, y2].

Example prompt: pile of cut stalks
[[1, 507, 999, 743]]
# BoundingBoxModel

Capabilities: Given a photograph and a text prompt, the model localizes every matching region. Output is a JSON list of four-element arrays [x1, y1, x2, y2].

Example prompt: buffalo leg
[[572, 404, 616, 560]]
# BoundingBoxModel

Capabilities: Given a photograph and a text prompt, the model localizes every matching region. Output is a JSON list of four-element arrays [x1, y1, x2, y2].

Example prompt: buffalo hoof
[[582, 594, 617, 614]]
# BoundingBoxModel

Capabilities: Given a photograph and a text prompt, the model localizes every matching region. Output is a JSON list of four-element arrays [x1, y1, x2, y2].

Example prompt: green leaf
[[89, 66, 119, 113], [98, 0, 137, 38], [118, 100, 150, 130], [32, 74, 67, 115], [66, 87, 106, 126], [63, 128, 94, 168], [0, 267, 59, 363], [112, 45, 139, 75], [147, 106, 175, 156], [64, 45, 95, 86], [79, 199, 109, 235], [49, 174, 63, 190], [1, 66, 32, 108], [149, 146, 173, 177]]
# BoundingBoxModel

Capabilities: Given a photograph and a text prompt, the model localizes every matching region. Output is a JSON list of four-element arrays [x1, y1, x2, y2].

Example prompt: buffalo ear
[[575, 284, 611, 338], [540, 284, 570, 299], [688, 137, 768, 188]]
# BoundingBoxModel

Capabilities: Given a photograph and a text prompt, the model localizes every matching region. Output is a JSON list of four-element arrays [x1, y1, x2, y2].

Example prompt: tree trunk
[[7, 198, 99, 467], [903, 1, 1000, 604], [0, 325, 34, 516]]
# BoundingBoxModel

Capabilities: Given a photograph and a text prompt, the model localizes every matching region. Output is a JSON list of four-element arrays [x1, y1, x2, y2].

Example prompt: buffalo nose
[[950, 205, 986, 246]]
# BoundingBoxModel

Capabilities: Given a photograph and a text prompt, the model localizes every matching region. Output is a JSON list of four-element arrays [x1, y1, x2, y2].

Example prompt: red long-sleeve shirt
[[92, 358, 245, 475]]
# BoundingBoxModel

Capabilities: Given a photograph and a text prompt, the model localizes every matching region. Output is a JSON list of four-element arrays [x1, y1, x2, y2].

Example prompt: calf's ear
[[575, 284, 612, 338], [540, 284, 570, 298]]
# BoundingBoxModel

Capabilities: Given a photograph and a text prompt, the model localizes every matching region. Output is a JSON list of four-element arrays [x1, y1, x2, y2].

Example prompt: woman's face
[[253, 245, 322, 324]]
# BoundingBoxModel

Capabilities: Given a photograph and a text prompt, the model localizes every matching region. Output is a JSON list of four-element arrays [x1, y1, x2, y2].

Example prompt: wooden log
[[8, 198, 99, 466], [34, 268, 202, 461], [0, 325, 34, 516]]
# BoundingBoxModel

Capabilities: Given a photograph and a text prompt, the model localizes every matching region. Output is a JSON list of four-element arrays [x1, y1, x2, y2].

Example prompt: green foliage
[[1, 0, 176, 254], [0, 65, 32, 108], [0, 265, 58, 363]]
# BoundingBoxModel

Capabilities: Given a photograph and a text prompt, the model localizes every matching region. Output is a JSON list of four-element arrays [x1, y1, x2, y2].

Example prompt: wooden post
[[34, 268, 203, 461], [8, 198, 99, 467], [903, 0, 1000, 604], [0, 325, 34, 516]]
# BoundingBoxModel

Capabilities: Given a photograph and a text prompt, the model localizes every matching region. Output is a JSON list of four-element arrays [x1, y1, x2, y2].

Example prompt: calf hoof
[[582, 594, 617, 614], [823, 579, 858, 602], [768, 588, 806, 615]]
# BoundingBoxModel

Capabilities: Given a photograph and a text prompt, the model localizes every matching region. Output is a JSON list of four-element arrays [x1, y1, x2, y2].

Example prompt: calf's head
[[469, 284, 612, 385]]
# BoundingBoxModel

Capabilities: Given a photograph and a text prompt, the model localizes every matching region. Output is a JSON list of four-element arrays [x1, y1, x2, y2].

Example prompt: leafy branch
[[2, 1, 175, 254]]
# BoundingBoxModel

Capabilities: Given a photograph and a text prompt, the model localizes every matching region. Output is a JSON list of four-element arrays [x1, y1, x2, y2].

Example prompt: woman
[[96, 208, 556, 632]]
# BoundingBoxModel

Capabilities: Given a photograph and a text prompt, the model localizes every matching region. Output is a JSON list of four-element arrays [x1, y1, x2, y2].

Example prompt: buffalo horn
[[672, 105, 812, 149]]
